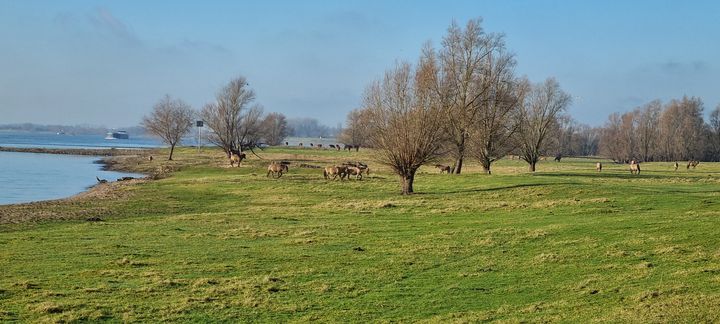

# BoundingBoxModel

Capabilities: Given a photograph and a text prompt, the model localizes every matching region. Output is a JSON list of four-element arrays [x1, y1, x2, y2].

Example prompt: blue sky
[[1, 0, 719, 127]]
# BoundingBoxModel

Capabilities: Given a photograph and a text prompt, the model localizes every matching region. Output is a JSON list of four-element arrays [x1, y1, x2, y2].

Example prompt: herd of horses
[[228, 149, 704, 179], [596, 159, 700, 175], [256, 160, 370, 180]]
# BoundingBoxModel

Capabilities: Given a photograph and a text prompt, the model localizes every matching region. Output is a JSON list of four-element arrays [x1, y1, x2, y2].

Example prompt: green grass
[[2, 148, 720, 322]]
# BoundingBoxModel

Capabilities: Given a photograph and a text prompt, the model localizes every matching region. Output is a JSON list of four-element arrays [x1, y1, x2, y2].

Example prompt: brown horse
[[345, 166, 363, 180], [596, 162, 602, 172], [630, 160, 640, 175], [229, 152, 246, 167], [687, 160, 699, 169], [267, 162, 289, 178], [435, 164, 451, 174], [323, 165, 347, 180]]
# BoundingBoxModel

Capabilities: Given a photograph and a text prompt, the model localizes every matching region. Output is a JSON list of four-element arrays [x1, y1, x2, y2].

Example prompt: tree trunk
[[168, 144, 176, 161], [454, 137, 466, 174], [528, 161, 536, 172], [401, 173, 415, 195], [454, 156, 464, 174], [481, 161, 491, 175]]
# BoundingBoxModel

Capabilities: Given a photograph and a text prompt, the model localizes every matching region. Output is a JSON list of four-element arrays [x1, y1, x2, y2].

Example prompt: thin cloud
[[87, 7, 142, 46]]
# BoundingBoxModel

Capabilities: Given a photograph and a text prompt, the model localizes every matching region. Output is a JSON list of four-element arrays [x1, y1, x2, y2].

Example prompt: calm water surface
[[0, 151, 143, 205], [0, 131, 153, 205]]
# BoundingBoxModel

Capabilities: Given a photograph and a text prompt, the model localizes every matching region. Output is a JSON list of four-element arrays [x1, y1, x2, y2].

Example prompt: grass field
[[2, 147, 720, 322]]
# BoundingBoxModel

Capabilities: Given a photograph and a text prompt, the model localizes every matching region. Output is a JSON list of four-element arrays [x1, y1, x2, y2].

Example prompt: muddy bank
[[0, 178, 147, 225]]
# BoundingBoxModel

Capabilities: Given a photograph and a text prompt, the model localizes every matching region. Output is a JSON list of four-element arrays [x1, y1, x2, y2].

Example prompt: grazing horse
[[687, 160, 699, 169], [323, 165, 347, 180], [554, 155, 562, 162], [343, 161, 370, 176], [435, 164, 451, 174], [344, 144, 353, 151], [229, 152, 246, 167], [267, 163, 289, 178], [596, 162, 602, 172], [345, 166, 363, 180], [630, 160, 641, 175], [674, 161, 679, 171]]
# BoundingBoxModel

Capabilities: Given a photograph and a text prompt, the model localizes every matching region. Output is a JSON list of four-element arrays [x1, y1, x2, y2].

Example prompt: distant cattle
[[596, 162, 602, 172], [554, 155, 562, 162], [344, 144, 360, 152], [687, 160, 699, 169], [674, 161, 679, 171], [329, 144, 336, 149]]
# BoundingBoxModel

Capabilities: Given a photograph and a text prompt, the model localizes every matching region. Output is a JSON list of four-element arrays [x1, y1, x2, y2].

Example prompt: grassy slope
[[1, 148, 720, 322]]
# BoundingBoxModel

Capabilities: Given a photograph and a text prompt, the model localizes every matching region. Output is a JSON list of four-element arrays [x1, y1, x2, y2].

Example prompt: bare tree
[[364, 61, 445, 194], [515, 78, 572, 172], [658, 96, 705, 161], [600, 112, 625, 162], [142, 95, 194, 161], [260, 112, 289, 146], [574, 124, 600, 156], [340, 108, 371, 148], [709, 105, 720, 161], [619, 111, 637, 162], [470, 76, 528, 174], [435, 19, 505, 174], [200, 76, 263, 156], [635, 100, 661, 161]]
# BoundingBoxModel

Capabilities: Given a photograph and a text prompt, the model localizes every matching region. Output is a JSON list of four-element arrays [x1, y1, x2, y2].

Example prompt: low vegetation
[[2, 147, 720, 322]]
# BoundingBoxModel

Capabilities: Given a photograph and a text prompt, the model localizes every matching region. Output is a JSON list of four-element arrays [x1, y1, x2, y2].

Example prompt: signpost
[[196, 121, 204, 153]]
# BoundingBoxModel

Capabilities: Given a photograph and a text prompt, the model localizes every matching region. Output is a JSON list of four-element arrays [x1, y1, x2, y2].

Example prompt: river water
[[0, 131, 150, 205], [0, 131, 338, 205]]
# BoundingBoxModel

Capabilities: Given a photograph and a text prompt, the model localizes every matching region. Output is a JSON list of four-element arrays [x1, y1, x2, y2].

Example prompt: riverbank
[[0, 148, 160, 222], [0, 147, 228, 224]]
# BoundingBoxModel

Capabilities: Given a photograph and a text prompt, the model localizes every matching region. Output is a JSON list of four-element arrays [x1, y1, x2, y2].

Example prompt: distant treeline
[[0, 123, 146, 135], [286, 118, 341, 138]]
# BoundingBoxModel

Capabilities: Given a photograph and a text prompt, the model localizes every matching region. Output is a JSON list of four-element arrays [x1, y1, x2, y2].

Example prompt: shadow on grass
[[421, 182, 580, 196], [534, 171, 717, 180]]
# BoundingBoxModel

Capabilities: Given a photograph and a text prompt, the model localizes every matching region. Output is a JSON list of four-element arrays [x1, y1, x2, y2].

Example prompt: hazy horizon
[[2, 0, 719, 128]]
